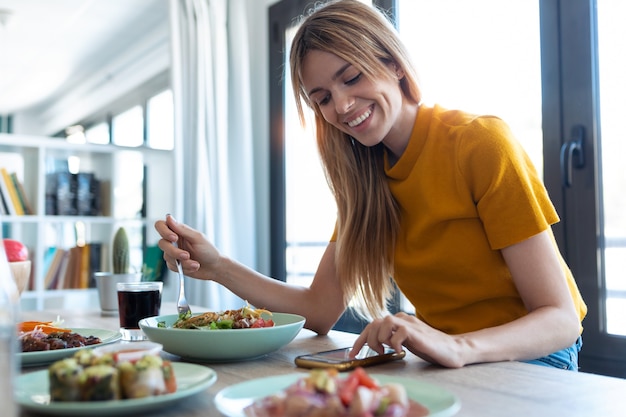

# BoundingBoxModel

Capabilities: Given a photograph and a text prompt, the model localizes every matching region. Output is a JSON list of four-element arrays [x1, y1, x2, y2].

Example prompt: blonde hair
[[289, 0, 422, 318]]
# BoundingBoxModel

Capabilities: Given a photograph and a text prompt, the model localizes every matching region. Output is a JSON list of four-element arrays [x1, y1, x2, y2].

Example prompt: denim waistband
[[523, 336, 583, 371]]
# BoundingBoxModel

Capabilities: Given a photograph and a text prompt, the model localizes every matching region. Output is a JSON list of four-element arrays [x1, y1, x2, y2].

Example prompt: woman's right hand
[[154, 215, 219, 281]]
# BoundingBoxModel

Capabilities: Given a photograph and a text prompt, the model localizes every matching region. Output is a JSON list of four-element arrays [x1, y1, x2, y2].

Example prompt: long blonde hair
[[289, 0, 422, 318]]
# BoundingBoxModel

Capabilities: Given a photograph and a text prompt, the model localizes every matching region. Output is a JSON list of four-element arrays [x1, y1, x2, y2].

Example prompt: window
[[398, 0, 543, 174], [270, 0, 626, 375], [597, 0, 626, 337], [112, 105, 144, 147], [85, 122, 110, 145], [147, 90, 174, 150]]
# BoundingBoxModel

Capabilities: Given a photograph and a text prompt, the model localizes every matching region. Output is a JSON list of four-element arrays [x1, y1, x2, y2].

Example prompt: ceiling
[[0, 0, 169, 114]]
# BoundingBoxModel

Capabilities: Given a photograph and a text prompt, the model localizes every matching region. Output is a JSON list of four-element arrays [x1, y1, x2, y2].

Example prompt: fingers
[[155, 216, 189, 268], [349, 332, 368, 358], [368, 317, 404, 354], [354, 315, 410, 356], [154, 219, 178, 243]]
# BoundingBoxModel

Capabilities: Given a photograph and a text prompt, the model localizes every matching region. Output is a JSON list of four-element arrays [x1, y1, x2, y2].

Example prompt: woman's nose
[[334, 92, 354, 114]]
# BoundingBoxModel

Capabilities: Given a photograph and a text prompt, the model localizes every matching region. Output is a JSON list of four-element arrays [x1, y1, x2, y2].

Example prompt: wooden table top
[[18, 304, 626, 417]]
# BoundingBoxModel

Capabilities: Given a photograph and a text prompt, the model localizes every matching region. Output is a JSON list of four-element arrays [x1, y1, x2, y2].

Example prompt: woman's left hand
[[350, 312, 467, 368]]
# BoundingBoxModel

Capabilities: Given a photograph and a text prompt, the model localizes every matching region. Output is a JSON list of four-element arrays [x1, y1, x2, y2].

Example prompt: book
[[10, 172, 33, 215], [53, 252, 71, 290], [44, 248, 68, 290], [45, 172, 58, 215], [0, 187, 8, 215], [87, 242, 103, 288], [1, 168, 24, 215], [76, 172, 101, 216], [55, 171, 77, 216], [0, 168, 21, 215], [61, 246, 81, 289], [77, 244, 90, 289]]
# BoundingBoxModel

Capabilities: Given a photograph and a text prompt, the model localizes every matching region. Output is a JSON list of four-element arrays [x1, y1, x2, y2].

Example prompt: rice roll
[[79, 364, 121, 401], [118, 355, 168, 399], [49, 358, 83, 402], [73, 349, 96, 367]]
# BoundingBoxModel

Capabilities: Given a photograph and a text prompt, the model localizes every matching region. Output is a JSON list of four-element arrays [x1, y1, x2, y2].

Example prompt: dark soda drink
[[118, 288, 162, 329]]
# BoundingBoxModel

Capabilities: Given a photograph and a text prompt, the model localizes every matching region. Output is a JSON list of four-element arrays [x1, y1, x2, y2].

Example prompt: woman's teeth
[[347, 108, 372, 127]]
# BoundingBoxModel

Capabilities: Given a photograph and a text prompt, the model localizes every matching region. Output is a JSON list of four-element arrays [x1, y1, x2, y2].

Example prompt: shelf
[[1, 133, 175, 311]]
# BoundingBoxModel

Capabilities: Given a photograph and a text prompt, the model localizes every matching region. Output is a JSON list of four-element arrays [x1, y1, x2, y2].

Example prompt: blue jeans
[[523, 336, 583, 371]]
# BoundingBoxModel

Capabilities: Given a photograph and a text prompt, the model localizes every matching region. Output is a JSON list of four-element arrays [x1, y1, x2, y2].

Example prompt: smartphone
[[294, 345, 405, 371]]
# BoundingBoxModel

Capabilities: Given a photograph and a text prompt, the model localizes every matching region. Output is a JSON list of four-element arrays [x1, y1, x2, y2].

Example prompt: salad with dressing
[[158, 304, 275, 330]]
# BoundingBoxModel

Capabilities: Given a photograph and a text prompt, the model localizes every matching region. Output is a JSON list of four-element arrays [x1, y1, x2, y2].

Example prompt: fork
[[174, 244, 192, 318]]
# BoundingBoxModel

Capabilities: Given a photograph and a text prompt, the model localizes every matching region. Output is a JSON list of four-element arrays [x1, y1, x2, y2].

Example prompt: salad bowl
[[139, 311, 305, 362]]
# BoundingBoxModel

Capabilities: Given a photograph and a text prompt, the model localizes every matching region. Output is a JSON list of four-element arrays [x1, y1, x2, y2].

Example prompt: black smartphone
[[294, 345, 405, 371]]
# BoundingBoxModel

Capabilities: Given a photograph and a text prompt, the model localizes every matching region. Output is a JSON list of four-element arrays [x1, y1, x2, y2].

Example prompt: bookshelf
[[0, 133, 176, 311]]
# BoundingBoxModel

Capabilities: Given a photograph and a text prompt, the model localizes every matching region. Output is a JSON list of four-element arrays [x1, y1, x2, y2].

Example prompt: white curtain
[[169, 0, 255, 310]]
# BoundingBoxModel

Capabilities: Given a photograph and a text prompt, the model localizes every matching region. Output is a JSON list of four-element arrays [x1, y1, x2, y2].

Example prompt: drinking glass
[[117, 281, 162, 341]]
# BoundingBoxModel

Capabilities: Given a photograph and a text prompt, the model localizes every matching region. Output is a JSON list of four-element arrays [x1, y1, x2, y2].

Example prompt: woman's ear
[[395, 66, 405, 80], [390, 62, 405, 80]]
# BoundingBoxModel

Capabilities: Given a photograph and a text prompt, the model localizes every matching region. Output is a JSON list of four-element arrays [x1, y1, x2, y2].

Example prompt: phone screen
[[305, 346, 391, 362], [295, 346, 405, 370]]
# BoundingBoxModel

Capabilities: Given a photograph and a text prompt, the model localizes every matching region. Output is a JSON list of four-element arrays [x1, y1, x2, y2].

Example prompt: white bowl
[[139, 312, 305, 362]]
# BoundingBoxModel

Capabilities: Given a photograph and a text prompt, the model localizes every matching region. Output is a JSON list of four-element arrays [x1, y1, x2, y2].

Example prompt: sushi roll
[[91, 352, 116, 367], [73, 349, 96, 367], [79, 364, 121, 401], [118, 355, 170, 399], [49, 358, 83, 402]]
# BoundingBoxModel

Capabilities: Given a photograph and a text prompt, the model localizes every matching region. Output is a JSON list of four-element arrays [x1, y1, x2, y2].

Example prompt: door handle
[[560, 125, 585, 187]]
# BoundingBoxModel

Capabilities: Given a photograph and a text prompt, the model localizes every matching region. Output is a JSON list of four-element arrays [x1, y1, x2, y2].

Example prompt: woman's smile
[[346, 105, 373, 128]]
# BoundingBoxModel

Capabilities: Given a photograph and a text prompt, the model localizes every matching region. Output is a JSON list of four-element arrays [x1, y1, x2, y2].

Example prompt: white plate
[[215, 373, 461, 417], [19, 328, 122, 367], [16, 362, 217, 416]]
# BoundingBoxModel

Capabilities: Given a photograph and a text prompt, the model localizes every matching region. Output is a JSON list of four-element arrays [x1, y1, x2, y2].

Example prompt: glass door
[[597, 0, 626, 338], [541, 0, 626, 376], [269, 0, 626, 372]]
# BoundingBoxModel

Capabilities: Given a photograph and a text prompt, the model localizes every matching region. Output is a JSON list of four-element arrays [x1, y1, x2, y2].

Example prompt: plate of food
[[215, 368, 461, 417], [138, 304, 305, 362], [16, 346, 217, 416], [19, 320, 122, 367]]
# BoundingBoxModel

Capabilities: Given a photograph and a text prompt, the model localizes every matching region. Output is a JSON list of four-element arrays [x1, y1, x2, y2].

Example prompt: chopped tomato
[[352, 367, 379, 389], [338, 368, 380, 406], [251, 318, 275, 328], [339, 373, 360, 406]]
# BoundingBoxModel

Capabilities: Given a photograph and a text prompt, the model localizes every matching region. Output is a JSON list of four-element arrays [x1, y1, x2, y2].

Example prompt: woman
[[155, 0, 586, 370]]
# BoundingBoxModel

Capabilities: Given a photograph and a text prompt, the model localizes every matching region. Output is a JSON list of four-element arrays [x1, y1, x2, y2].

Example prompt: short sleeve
[[457, 116, 559, 249]]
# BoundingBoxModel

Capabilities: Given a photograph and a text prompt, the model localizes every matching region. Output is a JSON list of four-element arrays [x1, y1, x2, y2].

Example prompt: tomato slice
[[339, 373, 360, 406], [251, 318, 275, 328], [353, 366, 379, 389]]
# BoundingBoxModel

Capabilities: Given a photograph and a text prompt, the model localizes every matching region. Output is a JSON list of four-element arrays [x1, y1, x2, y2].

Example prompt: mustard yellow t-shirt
[[382, 104, 586, 334]]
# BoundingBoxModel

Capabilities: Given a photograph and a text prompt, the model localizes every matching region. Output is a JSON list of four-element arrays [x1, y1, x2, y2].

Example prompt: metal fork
[[174, 246, 191, 317]]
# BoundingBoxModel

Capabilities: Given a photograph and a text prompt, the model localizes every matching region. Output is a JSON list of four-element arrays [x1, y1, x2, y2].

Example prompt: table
[[19, 304, 626, 416]]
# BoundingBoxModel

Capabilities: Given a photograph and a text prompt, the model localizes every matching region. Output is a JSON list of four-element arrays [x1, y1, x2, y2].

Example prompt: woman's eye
[[317, 94, 331, 106], [345, 73, 362, 85]]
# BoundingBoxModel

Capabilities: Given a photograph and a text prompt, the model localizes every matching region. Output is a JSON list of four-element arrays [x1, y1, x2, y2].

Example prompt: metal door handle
[[560, 125, 585, 187]]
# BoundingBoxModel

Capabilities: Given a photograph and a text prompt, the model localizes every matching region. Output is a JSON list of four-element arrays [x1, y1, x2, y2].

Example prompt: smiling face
[[301, 49, 418, 158]]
